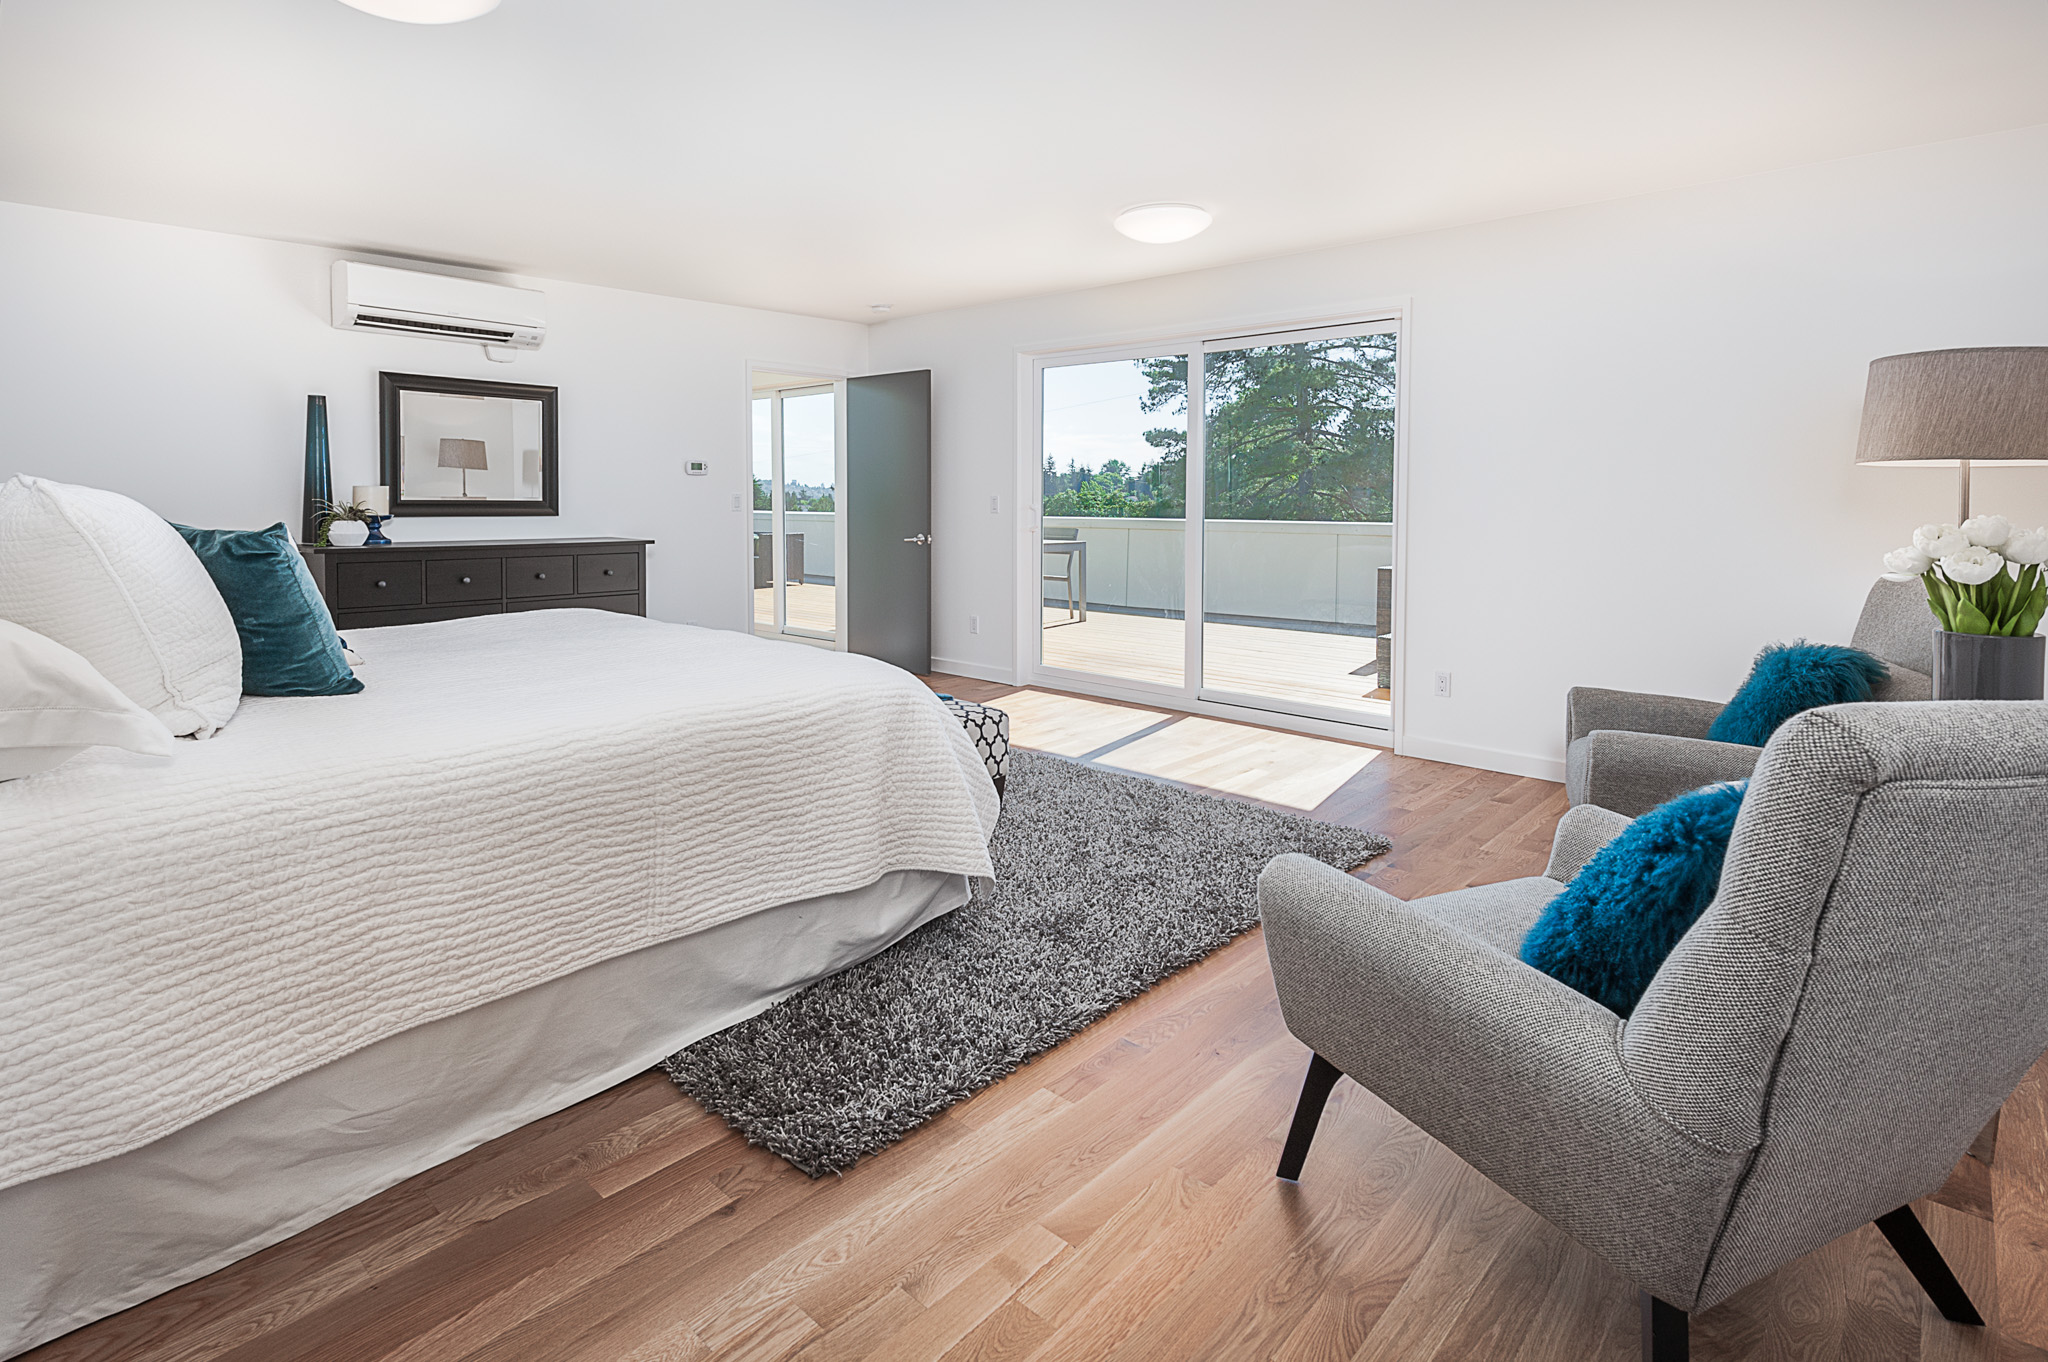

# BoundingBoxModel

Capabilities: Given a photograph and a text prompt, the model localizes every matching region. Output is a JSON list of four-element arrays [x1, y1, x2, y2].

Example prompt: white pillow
[[0, 617, 175, 779], [0, 477, 242, 737]]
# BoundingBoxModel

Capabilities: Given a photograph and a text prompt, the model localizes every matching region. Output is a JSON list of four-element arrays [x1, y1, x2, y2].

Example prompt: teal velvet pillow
[[1519, 780, 1745, 1015], [1705, 641, 1888, 746], [173, 523, 363, 697]]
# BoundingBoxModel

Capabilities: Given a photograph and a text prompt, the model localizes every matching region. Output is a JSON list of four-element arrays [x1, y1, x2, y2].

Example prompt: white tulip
[[1941, 546, 2006, 585], [1914, 523, 1971, 557], [1962, 514, 2013, 549], [2003, 527, 2048, 566], [1881, 546, 1934, 581]]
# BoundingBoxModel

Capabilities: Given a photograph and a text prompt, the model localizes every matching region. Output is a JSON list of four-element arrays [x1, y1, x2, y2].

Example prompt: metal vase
[[302, 395, 331, 545], [1932, 629, 2046, 700]]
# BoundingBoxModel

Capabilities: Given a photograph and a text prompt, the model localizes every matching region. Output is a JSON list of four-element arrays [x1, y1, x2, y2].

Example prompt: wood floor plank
[[788, 1289, 926, 1362], [1998, 1057, 2048, 1351], [31, 675, 2048, 1362]]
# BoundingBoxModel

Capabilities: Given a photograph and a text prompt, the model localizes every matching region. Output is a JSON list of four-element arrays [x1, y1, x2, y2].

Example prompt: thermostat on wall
[[685, 460, 708, 475]]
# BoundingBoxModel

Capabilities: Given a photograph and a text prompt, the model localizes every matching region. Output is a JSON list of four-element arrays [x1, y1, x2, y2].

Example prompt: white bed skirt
[[2, 868, 969, 1359]]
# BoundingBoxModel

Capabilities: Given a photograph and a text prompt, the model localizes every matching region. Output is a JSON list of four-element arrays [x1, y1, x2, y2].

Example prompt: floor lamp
[[439, 438, 489, 497], [1855, 347, 2048, 521]]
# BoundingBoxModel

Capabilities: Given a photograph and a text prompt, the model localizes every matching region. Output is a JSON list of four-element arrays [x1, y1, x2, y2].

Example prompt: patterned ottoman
[[934, 693, 1012, 797]]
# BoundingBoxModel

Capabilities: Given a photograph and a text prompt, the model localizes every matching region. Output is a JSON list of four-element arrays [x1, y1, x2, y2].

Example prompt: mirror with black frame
[[379, 372, 559, 516]]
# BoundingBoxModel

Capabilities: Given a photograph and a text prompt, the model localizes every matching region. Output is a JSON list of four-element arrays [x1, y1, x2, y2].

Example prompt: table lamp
[[438, 438, 489, 497], [353, 484, 393, 546], [1855, 347, 2048, 521]]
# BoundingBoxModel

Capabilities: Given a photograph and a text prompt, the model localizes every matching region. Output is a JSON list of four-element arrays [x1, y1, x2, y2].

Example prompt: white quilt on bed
[[0, 611, 999, 1192]]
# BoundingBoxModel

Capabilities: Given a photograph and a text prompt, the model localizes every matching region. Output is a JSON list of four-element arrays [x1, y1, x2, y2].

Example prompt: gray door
[[845, 370, 931, 672]]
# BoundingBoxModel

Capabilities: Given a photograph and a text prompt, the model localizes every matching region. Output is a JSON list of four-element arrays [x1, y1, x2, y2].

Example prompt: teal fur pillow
[[1520, 781, 1745, 1015], [1706, 642, 1888, 746], [173, 523, 363, 697]]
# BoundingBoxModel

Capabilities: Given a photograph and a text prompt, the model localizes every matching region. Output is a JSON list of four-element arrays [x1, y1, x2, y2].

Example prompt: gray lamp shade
[[1855, 347, 2048, 467], [437, 437, 489, 470]]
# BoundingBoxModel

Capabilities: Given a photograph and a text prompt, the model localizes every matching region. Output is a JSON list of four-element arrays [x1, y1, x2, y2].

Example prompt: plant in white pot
[[1882, 514, 2048, 699], [314, 497, 373, 547]]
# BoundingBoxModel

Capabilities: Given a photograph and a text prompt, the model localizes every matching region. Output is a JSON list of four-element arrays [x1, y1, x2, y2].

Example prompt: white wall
[[0, 199, 869, 632], [871, 123, 2048, 778]]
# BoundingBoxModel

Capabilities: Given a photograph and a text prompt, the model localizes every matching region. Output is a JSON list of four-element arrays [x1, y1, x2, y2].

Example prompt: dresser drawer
[[426, 557, 503, 604], [337, 559, 423, 610], [507, 592, 643, 616], [336, 603, 504, 630], [505, 555, 574, 598], [578, 552, 640, 595]]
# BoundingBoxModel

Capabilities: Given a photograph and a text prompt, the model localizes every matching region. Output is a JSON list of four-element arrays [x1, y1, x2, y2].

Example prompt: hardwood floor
[[27, 678, 2047, 1362]]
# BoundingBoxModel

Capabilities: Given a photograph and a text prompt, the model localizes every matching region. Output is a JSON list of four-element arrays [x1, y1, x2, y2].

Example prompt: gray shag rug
[[662, 749, 1388, 1176]]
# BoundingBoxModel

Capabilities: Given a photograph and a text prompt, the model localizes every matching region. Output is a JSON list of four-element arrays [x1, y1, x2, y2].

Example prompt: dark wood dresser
[[299, 538, 652, 631]]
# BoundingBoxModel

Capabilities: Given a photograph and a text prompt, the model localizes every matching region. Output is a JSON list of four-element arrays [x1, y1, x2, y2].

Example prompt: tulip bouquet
[[1882, 515, 2048, 637]]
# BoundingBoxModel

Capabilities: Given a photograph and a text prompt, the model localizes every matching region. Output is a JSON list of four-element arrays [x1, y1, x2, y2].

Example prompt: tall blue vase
[[302, 395, 331, 545]]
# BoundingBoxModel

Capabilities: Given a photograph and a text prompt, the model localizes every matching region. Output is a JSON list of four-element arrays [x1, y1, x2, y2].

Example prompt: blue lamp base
[[363, 515, 393, 546]]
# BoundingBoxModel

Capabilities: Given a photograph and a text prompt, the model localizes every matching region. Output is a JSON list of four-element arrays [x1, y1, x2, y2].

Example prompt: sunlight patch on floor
[[1095, 715, 1380, 811]]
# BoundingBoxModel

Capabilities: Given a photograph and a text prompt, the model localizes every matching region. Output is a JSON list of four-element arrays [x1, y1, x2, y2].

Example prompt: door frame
[[1011, 298, 1414, 752], [743, 362, 849, 646]]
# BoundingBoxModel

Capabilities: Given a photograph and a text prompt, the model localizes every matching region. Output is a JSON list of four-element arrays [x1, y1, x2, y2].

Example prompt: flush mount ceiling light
[[336, 0, 502, 23], [1111, 203, 1213, 244]]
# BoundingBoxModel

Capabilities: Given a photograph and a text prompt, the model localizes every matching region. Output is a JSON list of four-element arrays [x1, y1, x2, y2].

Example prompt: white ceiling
[[4, 1, 2048, 323]]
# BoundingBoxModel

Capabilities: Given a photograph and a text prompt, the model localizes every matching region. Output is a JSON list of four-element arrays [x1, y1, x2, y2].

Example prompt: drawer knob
[[603, 568, 615, 576], [460, 576, 472, 584], [535, 572, 547, 580], [375, 580, 388, 589]]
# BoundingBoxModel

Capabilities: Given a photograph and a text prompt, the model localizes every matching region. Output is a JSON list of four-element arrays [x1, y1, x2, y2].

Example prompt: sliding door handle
[[903, 534, 933, 546]]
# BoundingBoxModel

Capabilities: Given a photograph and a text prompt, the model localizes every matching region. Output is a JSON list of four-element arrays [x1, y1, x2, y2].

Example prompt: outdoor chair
[[1565, 577, 1936, 814], [1261, 699, 2048, 1361], [1043, 525, 1080, 619]]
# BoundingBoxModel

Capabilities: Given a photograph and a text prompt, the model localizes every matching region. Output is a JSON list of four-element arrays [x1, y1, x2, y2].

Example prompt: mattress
[[1, 868, 971, 1359], [0, 610, 1000, 1192]]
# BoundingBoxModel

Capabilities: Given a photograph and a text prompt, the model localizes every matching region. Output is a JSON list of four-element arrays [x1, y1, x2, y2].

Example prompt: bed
[[0, 610, 1000, 1358]]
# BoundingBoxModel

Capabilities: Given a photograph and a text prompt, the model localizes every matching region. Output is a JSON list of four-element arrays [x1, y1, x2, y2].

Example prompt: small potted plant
[[315, 497, 372, 547], [1882, 514, 2048, 699]]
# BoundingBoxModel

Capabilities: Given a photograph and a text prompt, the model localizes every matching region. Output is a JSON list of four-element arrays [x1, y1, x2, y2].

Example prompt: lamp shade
[[1855, 347, 2048, 468], [437, 438, 489, 471]]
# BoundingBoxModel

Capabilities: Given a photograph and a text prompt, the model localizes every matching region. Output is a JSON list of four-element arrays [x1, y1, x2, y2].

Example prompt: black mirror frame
[[378, 371, 560, 517]]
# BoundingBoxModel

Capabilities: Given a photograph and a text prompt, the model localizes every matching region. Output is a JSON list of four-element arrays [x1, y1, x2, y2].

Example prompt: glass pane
[[1200, 329, 1396, 724], [1039, 356, 1187, 687], [750, 396, 774, 636], [779, 390, 837, 639]]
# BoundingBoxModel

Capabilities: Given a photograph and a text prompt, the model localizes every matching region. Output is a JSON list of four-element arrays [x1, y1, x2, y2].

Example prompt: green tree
[[753, 478, 771, 511], [1138, 336, 1395, 521]]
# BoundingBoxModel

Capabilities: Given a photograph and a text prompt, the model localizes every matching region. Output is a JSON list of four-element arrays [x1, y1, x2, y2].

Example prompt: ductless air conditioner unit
[[331, 261, 545, 361]]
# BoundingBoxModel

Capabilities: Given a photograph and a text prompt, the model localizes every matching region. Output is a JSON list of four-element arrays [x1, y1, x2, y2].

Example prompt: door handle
[[903, 534, 933, 546]]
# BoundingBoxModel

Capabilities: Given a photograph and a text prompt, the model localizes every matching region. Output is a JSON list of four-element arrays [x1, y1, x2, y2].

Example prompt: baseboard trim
[[928, 656, 1018, 686], [1398, 735, 1565, 783]]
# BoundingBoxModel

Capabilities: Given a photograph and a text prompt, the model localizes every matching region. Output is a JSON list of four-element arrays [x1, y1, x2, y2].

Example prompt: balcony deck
[[751, 585, 1388, 724], [753, 582, 836, 646], [1042, 607, 1389, 722]]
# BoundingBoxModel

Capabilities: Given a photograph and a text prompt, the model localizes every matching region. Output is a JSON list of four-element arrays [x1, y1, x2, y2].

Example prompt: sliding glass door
[[1200, 324, 1396, 724], [1037, 353, 1188, 688], [1032, 319, 1399, 731], [753, 383, 839, 644]]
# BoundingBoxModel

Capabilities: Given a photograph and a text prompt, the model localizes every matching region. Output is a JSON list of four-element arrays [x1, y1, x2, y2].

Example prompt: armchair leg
[[1639, 1292, 1688, 1362], [1875, 1205, 1985, 1326], [1276, 1052, 1342, 1181]]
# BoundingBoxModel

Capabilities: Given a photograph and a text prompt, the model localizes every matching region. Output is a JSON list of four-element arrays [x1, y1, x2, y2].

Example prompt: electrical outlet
[[1434, 671, 1453, 698], [989, 496, 999, 514], [729, 493, 741, 512], [969, 614, 980, 635]]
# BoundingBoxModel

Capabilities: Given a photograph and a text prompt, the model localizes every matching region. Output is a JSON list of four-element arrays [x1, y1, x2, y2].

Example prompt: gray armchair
[[1566, 577, 1936, 814], [1261, 700, 2048, 1360]]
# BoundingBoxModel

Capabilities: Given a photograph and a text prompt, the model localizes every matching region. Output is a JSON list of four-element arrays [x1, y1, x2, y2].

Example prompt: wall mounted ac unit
[[331, 261, 545, 361]]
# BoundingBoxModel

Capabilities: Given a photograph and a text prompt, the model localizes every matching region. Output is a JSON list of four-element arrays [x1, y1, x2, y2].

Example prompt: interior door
[[845, 370, 931, 672]]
